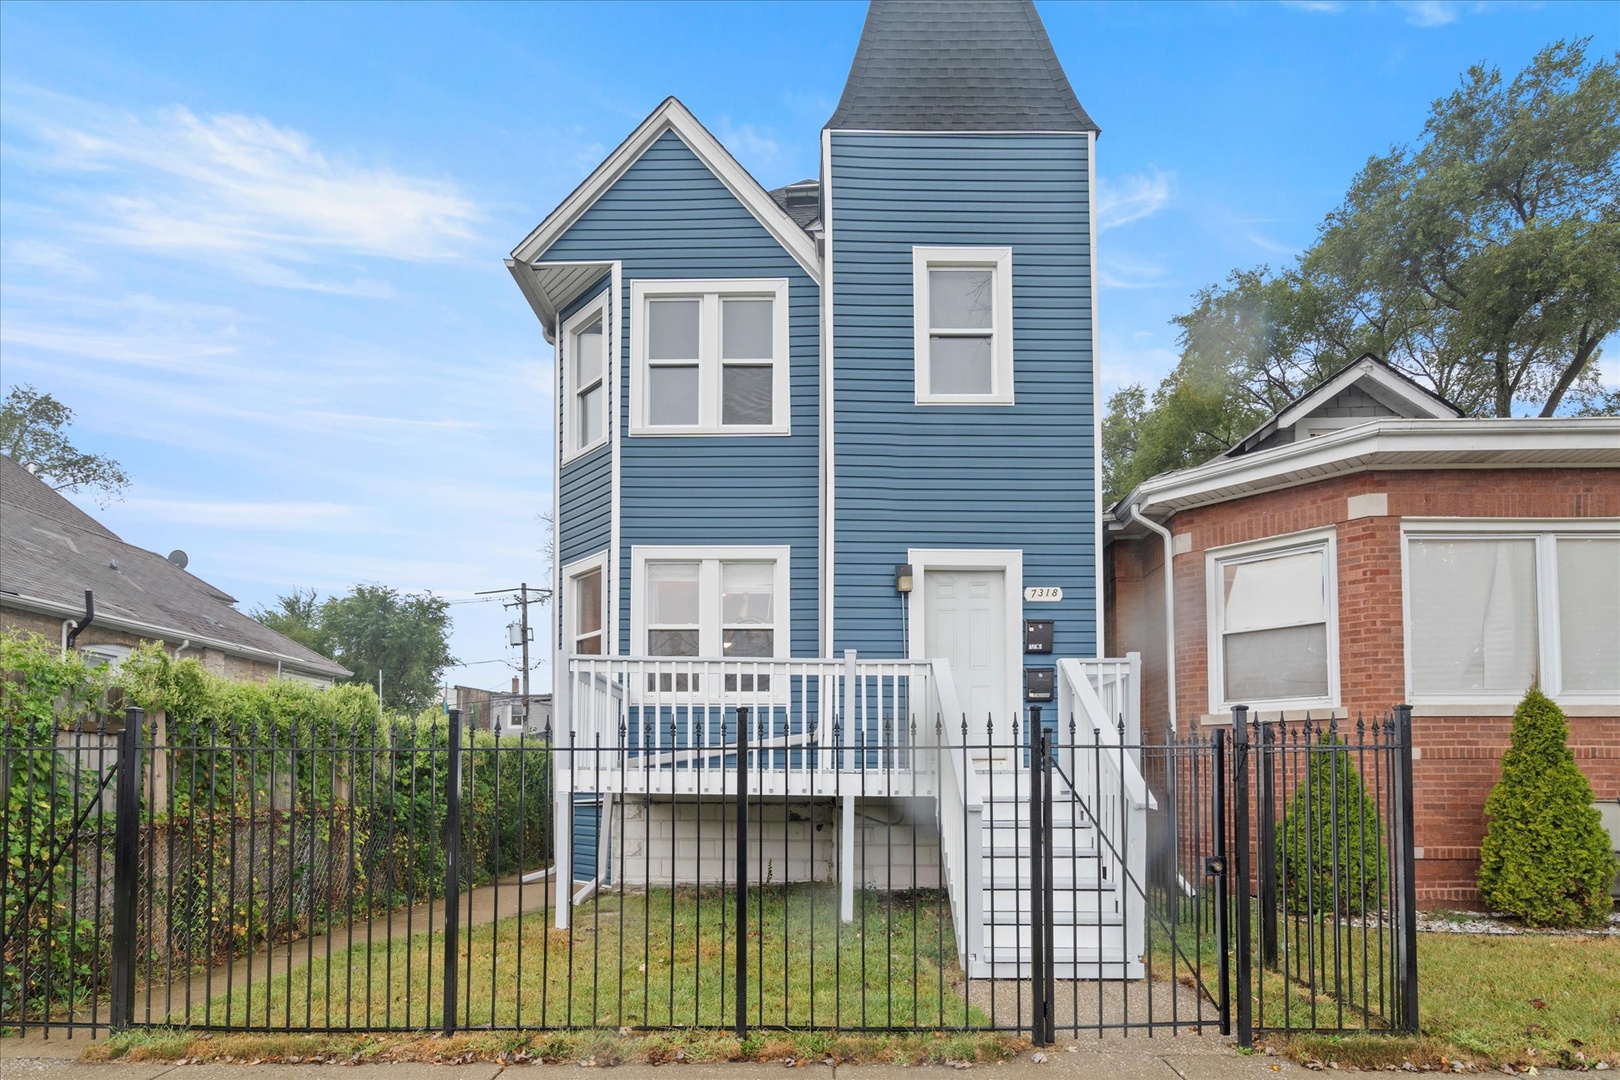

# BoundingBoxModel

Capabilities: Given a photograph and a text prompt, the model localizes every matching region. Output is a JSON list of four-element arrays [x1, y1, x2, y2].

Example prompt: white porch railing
[[559, 654, 936, 797], [1057, 656, 1152, 973]]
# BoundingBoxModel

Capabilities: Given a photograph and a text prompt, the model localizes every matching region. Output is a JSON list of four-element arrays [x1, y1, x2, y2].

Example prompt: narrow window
[[1557, 537, 1620, 697], [913, 247, 1013, 405], [572, 567, 603, 656], [562, 294, 609, 459]]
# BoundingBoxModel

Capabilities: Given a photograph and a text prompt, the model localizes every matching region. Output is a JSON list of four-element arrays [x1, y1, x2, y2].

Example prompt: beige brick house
[[1105, 356, 1620, 906], [1, 452, 349, 684]]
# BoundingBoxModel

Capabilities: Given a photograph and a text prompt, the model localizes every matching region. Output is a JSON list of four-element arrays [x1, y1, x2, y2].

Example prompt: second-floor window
[[629, 279, 791, 435], [562, 294, 608, 460], [912, 246, 1014, 405]]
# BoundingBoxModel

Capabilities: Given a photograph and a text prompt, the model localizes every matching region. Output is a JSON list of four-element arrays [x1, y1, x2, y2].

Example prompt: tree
[[1478, 689, 1615, 928], [250, 588, 334, 658], [252, 585, 456, 715], [0, 385, 130, 505], [1277, 729, 1388, 917], [1106, 40, 1620, 502]]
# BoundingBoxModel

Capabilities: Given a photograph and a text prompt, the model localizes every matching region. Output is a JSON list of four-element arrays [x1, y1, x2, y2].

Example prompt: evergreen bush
[[1478, 689, 1616, 928], [1278, 729, 1388, 916]]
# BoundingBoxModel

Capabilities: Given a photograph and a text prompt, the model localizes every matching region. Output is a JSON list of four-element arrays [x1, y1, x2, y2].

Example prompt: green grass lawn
[[198, 884, 983, 1032]]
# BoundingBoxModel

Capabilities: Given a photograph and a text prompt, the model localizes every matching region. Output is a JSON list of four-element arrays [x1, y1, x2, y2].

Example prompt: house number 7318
[[1024, 586, 1063, 602]]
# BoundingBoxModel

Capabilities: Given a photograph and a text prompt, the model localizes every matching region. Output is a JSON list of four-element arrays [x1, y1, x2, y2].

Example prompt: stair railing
[[924, 659, 983, 971]]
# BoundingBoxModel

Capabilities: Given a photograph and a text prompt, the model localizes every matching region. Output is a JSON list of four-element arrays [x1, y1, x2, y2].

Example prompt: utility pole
[[519, 582, 530, 729]]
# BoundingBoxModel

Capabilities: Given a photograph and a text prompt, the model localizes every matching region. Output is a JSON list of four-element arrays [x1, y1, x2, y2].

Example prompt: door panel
[[925, 568, 1007, 733]]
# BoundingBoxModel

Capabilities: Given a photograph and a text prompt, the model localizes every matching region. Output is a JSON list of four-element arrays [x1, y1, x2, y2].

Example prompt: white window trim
[[1400, 517, 1620, 707], [628, 278, 791, 436], [562, 550, 612, 658], [629, 545, 791, 660], [1205, 527, 1341, 715], [904, 547, 1024, 720], [561, 292, 611, 464], [912, 246, 1014, 406]]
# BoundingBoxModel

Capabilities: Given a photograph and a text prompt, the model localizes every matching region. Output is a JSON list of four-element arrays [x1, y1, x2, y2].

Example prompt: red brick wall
[[1110, 467, 1620, 907]]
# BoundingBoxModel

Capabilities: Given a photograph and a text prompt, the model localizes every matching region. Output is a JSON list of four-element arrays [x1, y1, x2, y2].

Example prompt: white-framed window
[[1403, 520, 1620, 704], [628, 279, 790, 435], [563, 551, 610, 656], [631, 545, 790, 665], [912, 246, 1014, 405], [561, 293, 609, 461], [1206, 529, 1339, 712]]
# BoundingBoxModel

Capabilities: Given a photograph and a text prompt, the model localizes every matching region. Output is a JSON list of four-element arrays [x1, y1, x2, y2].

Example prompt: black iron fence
[[2, 703, 1416, 1046]]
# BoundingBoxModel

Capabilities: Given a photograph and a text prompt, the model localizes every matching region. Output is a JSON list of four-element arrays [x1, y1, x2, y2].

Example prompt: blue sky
[[2, 0, 1614, 693]]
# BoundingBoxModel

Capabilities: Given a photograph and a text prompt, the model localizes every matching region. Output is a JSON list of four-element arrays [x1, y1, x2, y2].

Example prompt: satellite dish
[[168, 550, 189, 569]]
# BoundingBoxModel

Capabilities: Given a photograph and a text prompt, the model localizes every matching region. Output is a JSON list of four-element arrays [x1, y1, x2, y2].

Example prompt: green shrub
[[1278, 729, 1388, 916], [1478, 689, 1615, 928]]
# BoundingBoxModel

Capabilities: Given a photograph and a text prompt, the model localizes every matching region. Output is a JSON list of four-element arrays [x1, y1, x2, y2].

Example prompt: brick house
[[1104, 356, 1620, 907], [1, 452, 349, 685]]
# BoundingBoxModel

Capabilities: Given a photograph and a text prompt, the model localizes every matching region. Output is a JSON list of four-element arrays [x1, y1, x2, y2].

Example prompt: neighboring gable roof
[[1227, 354, 1462, 457], [508, 97, 821, 330], [826, 0, 1097, 133], [768, 179, 822, 233], [0, 454, 350, 679]]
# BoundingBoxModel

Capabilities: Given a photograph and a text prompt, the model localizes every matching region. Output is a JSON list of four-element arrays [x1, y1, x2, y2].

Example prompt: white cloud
[[8, 91, 484, 278], [1398, 1, 1461, 26], [1279, 0, 1346, 12], [713, 117, 801, 182], [1097, 331, 1180, 397], [1096, 170, 1172, 232]]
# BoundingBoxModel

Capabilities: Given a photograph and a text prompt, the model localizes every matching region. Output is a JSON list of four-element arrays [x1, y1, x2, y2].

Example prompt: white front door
[[925, 568, 1008, 730]]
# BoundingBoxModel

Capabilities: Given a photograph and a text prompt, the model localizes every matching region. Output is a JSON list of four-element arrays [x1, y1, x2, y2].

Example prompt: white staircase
[[926, 657, 1150, 983]]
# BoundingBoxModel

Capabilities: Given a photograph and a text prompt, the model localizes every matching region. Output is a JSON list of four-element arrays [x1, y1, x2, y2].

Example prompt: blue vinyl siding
[[544, 130, 821, 657], [557, 275, 613, 571], [830, 132, 1097, 663]]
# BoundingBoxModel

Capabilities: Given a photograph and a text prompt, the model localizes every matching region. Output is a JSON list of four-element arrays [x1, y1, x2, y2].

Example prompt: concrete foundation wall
[[604, 795, 943, 891]]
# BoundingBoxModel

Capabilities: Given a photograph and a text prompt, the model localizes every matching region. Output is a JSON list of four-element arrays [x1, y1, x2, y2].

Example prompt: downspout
[[65, 590, 95, 650], [1126, 507, 1177, 734], [175, 639, 193, 661]]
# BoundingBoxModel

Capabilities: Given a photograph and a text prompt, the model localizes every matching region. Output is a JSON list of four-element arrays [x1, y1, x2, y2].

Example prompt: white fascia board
[[2, 594, 351, 679], [1274, 359, 1457, 431], [1118, 418, 1620, 522], [511, 97, 821, 285], [507, 259, 558, 340]]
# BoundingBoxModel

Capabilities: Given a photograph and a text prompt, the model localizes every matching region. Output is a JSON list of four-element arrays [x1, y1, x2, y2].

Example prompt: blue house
[[508, 0, 1146, 979]]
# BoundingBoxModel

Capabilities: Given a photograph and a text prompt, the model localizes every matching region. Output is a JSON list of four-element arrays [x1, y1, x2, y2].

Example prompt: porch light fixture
[[894, 563, 914, 594]]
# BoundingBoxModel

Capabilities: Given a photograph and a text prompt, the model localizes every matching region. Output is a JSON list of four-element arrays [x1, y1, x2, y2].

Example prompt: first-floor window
[[1405, 525, 1619, 702], [1207, 531, 1338, 711], [633, 546, 790, 691], [565, 553, 608, 656]]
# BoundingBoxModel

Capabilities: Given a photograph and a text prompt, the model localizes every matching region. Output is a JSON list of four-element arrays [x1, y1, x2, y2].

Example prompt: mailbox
[[1024, 619, 1054, 654], [1024, 667, 1055, 702]]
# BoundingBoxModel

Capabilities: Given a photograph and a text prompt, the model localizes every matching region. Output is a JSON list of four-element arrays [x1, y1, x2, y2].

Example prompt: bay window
[[562, 294, 609, 460], [564, 552, 609, 657], [630, 279, 789, 435], [1404, 523, 1620, 703]]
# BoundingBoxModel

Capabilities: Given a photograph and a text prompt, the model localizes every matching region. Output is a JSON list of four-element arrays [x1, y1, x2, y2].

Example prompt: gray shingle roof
[[0, 454, 350, 678], [827, 0, 1096, 133], [767, 179, 821, 231]]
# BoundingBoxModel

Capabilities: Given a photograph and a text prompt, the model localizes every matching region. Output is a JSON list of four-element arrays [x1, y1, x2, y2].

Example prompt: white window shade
[[1408, 538, 1537, 697], [1217, 547, 1331, 705], [1558, 537, 1620, 697]]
